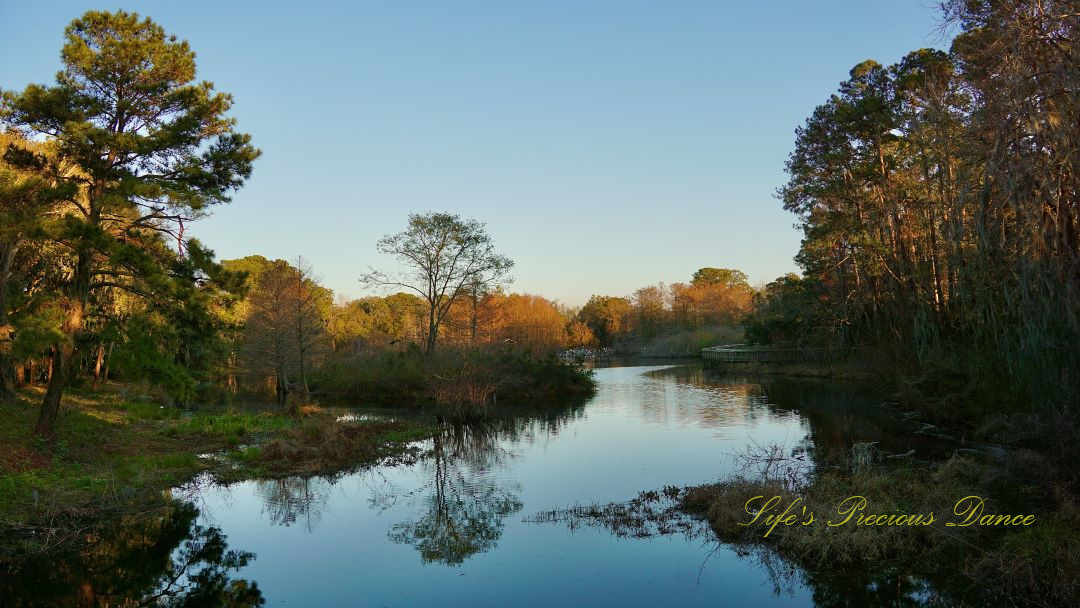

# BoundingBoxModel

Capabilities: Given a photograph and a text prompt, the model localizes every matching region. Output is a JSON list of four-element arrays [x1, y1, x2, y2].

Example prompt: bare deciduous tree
[[243, 258, 327, 410], [362, 213, 513, 354]]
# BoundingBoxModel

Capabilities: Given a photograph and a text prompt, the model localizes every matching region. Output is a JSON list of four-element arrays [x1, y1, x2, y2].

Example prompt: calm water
[[5, 364, 965, 607]]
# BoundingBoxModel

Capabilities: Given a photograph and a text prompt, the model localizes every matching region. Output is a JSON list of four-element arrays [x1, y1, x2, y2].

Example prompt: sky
[[2, 1, 953, 307]]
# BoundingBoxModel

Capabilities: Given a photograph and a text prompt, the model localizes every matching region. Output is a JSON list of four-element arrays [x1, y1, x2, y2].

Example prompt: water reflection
[[1, 503, 262, 608], [732, 545, 968, 608], [386, 424, 523, 565], [243, 400, 585, 566], [654, 366, 956, 465], [256, 478, 332, 532], [380, 403, 585, 565], [539, 365, 974, 607], [6, 365, 978, 606]]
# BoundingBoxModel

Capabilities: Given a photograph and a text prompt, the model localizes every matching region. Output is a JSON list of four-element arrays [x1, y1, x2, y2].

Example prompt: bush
[[311, 345, 595, 412]]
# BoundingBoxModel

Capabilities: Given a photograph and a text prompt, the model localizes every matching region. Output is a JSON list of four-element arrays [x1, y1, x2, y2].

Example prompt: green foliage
[[0, 388, 432, 556], [577, 295, 633, 346], [777, 5, 1080, 406], [743, 274, 824, 345], [168, 413, 293, 439], [11, 303, 68, 359], [315, 348, 428, 406], [3, 9, 258, 434], [691, 267, 750, 290], [638, 325, 744, 357], [110, 314, 195, 404], [325, 292, 424, 350], [313, 345, 594, 411]]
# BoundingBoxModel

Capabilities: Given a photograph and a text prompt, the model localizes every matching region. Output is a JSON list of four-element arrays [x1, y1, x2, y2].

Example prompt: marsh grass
[[227, 416, 434, 480], [684, 456, 1080, 605], [528, 435, 1080, 606]]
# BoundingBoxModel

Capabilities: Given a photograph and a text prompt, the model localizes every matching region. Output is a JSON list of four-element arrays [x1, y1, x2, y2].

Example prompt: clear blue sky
[[3, 1, 951, 306]]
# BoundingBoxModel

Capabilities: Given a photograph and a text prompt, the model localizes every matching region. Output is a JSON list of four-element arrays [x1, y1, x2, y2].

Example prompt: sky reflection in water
[[186, 365, 831, 607]]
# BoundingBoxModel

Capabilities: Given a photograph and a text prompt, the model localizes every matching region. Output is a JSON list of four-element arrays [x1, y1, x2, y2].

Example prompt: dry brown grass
[[681, 468, 974, 564], [681, 448, 1080, 606], [248, 416, 433, 478]]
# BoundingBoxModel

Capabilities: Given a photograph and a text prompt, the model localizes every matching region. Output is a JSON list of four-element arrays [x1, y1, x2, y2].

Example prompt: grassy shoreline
[[0, 385, 437, 557], [681, 358, 1080, 605], [678, 445, 1080, 605]]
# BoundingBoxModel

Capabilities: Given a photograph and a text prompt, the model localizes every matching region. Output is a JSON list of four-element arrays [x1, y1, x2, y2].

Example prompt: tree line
[[0, 11, 596, 432], [776, 0, 1079, 405], [574, 267, 754, 350]]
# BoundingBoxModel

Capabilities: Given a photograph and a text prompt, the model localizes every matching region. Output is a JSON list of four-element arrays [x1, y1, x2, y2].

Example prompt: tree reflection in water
[[255, 477, 331, 532], [730, 543, 964, 608], [650, 366, 957, 467], [0, 503, 263, 607], [375, 401, 585, 565], [525, 366, 979, 607], [386, 420, 524, 565], [239, 400, 584, 566]]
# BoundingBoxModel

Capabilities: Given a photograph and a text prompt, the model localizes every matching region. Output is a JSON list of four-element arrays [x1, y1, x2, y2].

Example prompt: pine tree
[[4, 10, 258, 435]]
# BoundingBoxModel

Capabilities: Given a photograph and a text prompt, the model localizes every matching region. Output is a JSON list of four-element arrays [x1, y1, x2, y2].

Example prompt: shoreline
[[0, 387, 437, 558]]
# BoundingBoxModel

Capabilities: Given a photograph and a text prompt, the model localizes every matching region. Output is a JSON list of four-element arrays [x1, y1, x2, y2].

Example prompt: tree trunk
[[275, 342, 291, 411], [0, 323, 15, 404], [227, 351, 237, 395], [276, 369, 287, 408], [35, 343, 75, 436], [298, 362, 309, 405], [426, 304, 439, 354], [470, 286, 479, 345], [35, 240, 93, 436], [0, 349, 16, 405], [0, 243, 16, 403], [295, 266, 309, 404], [91, 341, 106, 389], [102, 341, 113, 384]]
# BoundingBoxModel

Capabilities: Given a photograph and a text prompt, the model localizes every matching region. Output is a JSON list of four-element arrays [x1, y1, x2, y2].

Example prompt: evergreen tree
[[3, 10, 258, 435]]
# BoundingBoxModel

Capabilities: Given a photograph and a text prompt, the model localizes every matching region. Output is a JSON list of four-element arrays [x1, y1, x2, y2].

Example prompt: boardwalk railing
[[701, 343, 852, 366]]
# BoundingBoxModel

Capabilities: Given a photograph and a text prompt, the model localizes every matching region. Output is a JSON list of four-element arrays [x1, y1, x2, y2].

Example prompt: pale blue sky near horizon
[[3, 1, 953, 307]]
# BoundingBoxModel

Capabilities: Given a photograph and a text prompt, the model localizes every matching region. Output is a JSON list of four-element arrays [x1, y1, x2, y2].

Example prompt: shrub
[[310, 346, 595, 412]]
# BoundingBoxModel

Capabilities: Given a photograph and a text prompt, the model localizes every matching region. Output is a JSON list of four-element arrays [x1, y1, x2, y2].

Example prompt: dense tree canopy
[[777, 0, 1080, 403]]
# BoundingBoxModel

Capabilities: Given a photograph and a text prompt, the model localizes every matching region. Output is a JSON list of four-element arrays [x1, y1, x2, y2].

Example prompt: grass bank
[[0, 385, 435, 556], [680, 448, 1080, 606]]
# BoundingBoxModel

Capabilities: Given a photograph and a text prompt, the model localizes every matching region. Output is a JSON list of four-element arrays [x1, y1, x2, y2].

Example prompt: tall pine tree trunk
[[35, 342, 76, 436], [0, 243, 17, 404], [35, 238, 93, 437]]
